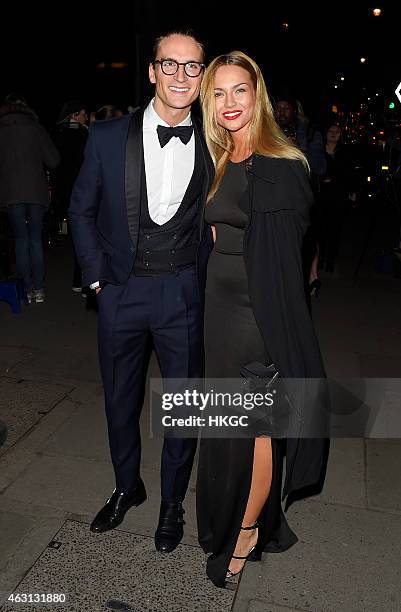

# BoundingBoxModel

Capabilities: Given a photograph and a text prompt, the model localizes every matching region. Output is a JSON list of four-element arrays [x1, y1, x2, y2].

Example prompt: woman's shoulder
[[250, 154, 314, 213], [251, 154, 310, 187], [253, 154, 307, 172]]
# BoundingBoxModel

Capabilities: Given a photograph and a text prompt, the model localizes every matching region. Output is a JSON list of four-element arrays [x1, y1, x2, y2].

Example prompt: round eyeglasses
[[154, 59, 205, 78]]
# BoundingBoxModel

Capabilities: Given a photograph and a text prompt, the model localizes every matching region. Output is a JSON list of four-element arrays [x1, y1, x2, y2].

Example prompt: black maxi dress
[[196, 159, 299, 588]]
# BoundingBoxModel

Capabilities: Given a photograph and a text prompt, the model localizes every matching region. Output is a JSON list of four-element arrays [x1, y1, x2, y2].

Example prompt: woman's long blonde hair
[[200, 51, 308, 201]]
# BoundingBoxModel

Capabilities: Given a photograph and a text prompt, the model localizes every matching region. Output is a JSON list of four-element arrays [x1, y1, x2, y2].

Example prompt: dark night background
[[1, 1, 400, 128]]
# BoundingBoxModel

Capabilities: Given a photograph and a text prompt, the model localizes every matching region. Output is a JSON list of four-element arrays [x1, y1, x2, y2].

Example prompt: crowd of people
[[0, 84, 370, 307]]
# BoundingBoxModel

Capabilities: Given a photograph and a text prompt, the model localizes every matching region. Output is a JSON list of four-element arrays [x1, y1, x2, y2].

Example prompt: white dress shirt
[[143, 98, 195, 225], [90, 100, 195, 289]]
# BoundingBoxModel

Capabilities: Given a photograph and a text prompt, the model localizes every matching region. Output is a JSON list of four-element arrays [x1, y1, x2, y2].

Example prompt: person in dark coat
[[196, 51, 329, 588], [276, 95, 327, 299], [276, 94, 327, 180], [0, 94, 60, 302], [318, 123, 358, 273]]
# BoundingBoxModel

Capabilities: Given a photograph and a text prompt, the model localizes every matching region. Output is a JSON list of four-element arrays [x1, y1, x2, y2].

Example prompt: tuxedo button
[[145, 249, 151, 255], [144, 261, 150, 267], [172, 234, 177, 240], [170, 249, 175, 254], [145, 234, 151, 240]]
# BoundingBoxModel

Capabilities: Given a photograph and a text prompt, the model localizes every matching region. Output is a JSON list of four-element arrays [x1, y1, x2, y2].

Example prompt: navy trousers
[[97, 266, 203, 502]]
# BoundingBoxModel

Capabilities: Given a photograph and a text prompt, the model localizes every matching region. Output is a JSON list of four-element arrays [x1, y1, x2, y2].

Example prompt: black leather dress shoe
[[90, 479, 146, 533], [154, 501, 185, 553]]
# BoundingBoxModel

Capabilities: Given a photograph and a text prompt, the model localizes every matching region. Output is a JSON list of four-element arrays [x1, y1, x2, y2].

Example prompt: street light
[[372, 8, 382, 17], [360, 57, 366, 63]]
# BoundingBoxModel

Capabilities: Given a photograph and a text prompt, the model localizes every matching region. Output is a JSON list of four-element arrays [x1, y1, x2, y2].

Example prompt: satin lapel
[[125, 107, 145, 249]]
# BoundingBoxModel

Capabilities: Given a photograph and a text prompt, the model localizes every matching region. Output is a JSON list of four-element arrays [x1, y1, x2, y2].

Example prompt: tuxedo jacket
[[68, 106, 214, 288]]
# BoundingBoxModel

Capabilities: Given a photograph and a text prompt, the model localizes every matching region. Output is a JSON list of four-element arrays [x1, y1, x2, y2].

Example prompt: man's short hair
[[152, 28, 205, 62]]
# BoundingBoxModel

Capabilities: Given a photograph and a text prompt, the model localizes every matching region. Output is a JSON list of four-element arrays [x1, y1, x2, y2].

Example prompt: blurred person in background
[[317, 122, 358, 275], [276, 94, 327, 302], [95, 104, 117, 121], [91, 105, 126, 123], [0, 93, 60, 303], [276, 94, 326, 182], [54, 100, 88, 293], [113, 106, 125, 118]]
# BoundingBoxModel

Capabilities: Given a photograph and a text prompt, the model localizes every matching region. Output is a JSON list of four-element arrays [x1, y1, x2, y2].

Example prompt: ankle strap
[[241, 521, 258, 530]]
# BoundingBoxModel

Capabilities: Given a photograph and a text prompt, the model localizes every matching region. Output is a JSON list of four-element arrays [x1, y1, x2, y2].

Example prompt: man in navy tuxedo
[[69, 30, 213, 553]]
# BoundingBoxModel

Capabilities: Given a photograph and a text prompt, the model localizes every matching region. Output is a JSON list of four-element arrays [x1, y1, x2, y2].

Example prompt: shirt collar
[[144, 98, 192, 130]]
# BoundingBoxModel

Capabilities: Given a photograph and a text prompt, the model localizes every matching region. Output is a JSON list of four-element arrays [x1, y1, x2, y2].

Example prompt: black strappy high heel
[[226, 522, 259, 579]]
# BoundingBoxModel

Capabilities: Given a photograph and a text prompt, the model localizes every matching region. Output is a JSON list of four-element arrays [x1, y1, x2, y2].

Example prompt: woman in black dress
[[196, 51, 329, 588]]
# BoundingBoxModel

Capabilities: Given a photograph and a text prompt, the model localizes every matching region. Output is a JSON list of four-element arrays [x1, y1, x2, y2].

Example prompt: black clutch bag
[[240, 360, 291, 437], [240, 361, 279, 392]]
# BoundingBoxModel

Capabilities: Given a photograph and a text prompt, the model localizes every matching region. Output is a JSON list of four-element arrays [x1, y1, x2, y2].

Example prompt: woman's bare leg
[[227, 437, 272, 576]]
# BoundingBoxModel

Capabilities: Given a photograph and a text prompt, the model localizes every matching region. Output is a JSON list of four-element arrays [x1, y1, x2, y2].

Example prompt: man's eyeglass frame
[[153, 59, 206, 77]]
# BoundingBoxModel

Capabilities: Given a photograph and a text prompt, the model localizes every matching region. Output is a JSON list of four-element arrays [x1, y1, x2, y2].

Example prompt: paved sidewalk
[[1, 219, 401, 611]]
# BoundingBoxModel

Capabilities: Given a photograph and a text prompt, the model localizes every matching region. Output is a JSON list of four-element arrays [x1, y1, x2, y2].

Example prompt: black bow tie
[[157, 124, 194, 148]]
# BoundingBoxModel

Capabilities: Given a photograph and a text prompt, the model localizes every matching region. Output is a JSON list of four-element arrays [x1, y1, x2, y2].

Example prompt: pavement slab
[[1, 453, 116, 517], [233, 499, 401, 612], [8, 348, 101, 385], [309, 438, 366, 508], [358, 354, 401, 377], [0, 394, 79, 493], [0, 520, 235, 612], [245, 602, 302, 612], [0, 377, 71, 456], [366, 439, 401, 512], [0, 510, 64, 597], [42, 396, 110, 462], [1, 448, 200, 547], [0, 510, 33, 573], [0, 347, 34, 376]]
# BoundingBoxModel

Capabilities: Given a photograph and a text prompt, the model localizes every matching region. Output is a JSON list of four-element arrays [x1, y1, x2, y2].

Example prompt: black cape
[[242, 155, 329, 504]]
